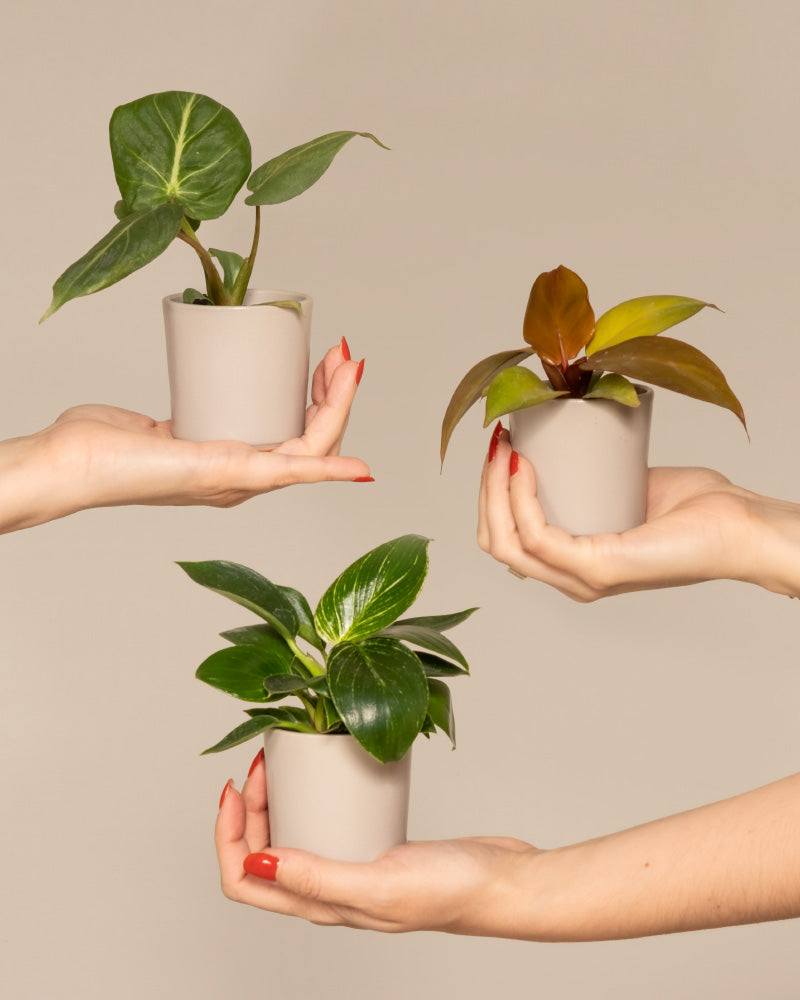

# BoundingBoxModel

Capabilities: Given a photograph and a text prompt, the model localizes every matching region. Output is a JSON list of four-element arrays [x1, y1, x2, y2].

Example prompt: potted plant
[[41, 90, 386, 445], [179, 534, 475, 861], [441, 265, 746, 535]]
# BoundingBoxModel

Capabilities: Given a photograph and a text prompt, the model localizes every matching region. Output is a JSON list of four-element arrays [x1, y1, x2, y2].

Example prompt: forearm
[[493, 772, 800, 941], [0, 431, 68, 534]]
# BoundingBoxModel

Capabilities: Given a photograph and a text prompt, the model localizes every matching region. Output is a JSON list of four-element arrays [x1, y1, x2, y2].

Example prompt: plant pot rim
[[163, 288, 311, 311]]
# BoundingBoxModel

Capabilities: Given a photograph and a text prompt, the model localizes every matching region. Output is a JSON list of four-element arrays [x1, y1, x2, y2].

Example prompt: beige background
[[2, 1, 799, 997]]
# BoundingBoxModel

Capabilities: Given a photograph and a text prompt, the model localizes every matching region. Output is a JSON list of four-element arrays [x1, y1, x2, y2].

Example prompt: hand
[[477, 425, 800, 601], [215, 749, 537, 936], [2, 342, 370, 533]]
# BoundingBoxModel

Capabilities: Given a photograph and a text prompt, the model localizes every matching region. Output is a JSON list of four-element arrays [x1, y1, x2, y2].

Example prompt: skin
[[0, 342, 369, 534]]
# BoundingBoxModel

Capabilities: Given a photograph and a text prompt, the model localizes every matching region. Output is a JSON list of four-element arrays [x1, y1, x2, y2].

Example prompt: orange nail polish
[[219, 779, 233, 809], [510, 451, 520, 476], [244, 853, 279, 881], [488, 421, 503, 462], [248, 747, 265, 777], [352, 476, 375, 483], [355, 358, 365, 385], [340, 336, 351, 361]]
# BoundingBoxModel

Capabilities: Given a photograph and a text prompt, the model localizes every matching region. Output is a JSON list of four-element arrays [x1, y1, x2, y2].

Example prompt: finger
[[311, 341, 348, 406], [477, 423, 505, 551], [241, 451, 371, 489], [241, 748, 270, 852], [215, 781, 253, 899], [281, 360, 361, 458]]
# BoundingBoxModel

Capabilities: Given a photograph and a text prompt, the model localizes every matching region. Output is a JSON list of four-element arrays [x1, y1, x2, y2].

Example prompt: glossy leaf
[[581, 336, 746, 427], [484, 366, 566, 424], [587, 295, 718, 355], [41, 203, 183, 320], [393, 608, 478, 632], [209, 248, 244, 294], [262, 673, 328, 696], [314, 535, 430, 644], [201, 708, 314, 754], [195, 643, 295, 702], [327, 637, 428, 762], [177, 560, 298, 640], [415, 651, 469, 677], [377, 623, 470, 670], [246, 130, 387, 206], [110, 91, 252, 220], [440, 349, 534, 464], [522, 266, 595, 365], [427, 679, 455, 747], [583, 372, 640, 407], [277, 585, 326, 652]]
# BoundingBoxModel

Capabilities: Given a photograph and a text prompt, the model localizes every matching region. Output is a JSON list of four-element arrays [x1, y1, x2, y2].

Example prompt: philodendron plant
[[41, 90, 386, 320], [179, 535, 474, 764], [441, 265, 746, 462]]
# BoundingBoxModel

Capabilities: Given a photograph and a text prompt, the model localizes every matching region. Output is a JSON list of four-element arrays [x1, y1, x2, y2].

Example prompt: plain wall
[[2, 1, 799, 997]]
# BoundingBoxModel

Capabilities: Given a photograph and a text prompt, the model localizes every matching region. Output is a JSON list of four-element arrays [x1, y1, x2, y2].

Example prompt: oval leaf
[[327, 638, 428, 762], [110, 91, 252, 220], [427, 678, 455, 747], [246, 130, 388, 206], [394, 608, 478, 632], [583, 372, 640, 407], [587, 295, 719, 355], [377, 623, 470, 670], [196, 643, 296, 702], [277, 584, 326, 651], [314, 535, 430, 644], [484, 366, 566, 424], [41, 203, 183, 320], [582, 336, 746, 428], [440, 349, 534, 464], [209, 248, 245, 294], [522, 266, 596, 365]]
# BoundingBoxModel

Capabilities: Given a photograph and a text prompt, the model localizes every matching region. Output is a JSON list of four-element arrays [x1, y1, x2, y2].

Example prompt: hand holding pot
[[478, 425, 800, 602], [0, 342, 369, 534]]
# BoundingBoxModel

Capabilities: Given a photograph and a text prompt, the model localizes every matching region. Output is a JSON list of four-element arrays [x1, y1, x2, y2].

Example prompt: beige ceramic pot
[[509, 386, 654, 536], [163, 289, 311, 446], [263, 729, 412, 862]]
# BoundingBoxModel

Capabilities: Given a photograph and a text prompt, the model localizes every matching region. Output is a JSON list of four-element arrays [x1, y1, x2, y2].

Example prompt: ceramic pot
[[263, 729, 412, 862], [163, 289, 311, 446], [509, 386, 654, 535]]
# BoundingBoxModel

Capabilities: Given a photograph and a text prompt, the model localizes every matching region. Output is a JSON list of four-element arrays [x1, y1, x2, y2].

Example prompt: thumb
[[243, 848, 379, 906]]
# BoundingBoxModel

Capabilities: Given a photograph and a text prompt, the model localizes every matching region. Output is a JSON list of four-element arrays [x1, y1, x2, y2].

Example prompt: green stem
[[177, 219, 232, 305], [286, 637, 325, 677], [231, 205, 260, 305]]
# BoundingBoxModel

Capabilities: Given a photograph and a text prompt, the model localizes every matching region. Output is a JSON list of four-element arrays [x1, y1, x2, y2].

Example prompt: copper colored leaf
[[522, 266, 595, 365], [587, 295, 719, 355], [484, 366, 566, 425], [581, 336, 746, 428]]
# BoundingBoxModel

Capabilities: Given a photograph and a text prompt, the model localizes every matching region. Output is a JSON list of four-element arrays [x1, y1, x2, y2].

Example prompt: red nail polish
[[248, 747, 265, 777], [340, 336, 351, 362], [355, 358, 365, 385], [352, 476, 375, 483], [488, 421, 503, 462], [219, 779, 233, 809], [510, 451, 520, 476], [243, 853, 279, 881]]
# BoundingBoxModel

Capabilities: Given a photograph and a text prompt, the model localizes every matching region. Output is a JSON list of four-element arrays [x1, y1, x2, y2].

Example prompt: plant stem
[[176, 218, 232, 305], [231, 205, 261, 305], [286, 637, 325, 677]]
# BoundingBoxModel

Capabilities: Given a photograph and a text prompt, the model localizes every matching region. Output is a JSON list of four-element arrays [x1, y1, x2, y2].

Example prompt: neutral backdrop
[[2, 2, 798, 998]]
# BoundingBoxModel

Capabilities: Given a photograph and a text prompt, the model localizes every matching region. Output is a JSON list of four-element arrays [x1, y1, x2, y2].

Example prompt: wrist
[[736, 491, 800, 597]]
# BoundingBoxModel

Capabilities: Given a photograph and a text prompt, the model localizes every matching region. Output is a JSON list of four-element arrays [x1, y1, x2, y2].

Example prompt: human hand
[[214, 749, 538, 936], [477, 424, 800, 601]]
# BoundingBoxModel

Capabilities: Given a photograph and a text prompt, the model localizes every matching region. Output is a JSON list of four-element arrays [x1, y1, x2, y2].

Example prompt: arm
[[215, 755, 800, 940], [477, 426, 800, 602], [0, 342, 370, 535]]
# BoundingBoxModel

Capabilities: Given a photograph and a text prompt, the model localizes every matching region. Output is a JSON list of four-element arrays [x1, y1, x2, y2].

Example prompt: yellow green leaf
[[587, 295, 719, 355], [583, 373, 640, 407], [484, 366, 566, 425]]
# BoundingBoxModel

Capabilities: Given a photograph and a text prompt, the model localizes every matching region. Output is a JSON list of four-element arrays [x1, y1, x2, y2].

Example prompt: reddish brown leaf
[[522, 266, 596, 366]]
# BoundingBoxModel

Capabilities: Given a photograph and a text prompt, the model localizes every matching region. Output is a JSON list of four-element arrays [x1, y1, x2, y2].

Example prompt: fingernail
[[219, 779, 234, 809], [355, 358, 365, 385], [352, 476, 375, 483], [340, 336, 351, 361], [244, 852, 279, 881], [510, 451, 520, 476], [488, 421, 503, 462], [248, 747, 265, 777]]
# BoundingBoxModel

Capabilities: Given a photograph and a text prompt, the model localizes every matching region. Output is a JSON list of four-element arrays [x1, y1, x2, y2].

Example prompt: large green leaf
[[426, 678, 455, 747], [523, 265, 596, 365], [177, 560, 298, 640], [246, 130, 387, 205], [196, 643, 296, 702], [327, 638, 428, 762], [377, 623, 470, 670], [201, 708, 314, 755], [587, 295, 718, 355], [440, 349, 534, 464], [581, 336, 746, 428], [393, 608, 477, 632], [110, 91, 252, 220], [41, 203, 183, 320], [314, 535, 430, 644], [484, 366, 567, 424]]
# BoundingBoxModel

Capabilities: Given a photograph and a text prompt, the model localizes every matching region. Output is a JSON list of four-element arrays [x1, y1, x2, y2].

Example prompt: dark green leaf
[[523, 266, 596, 365], [583, 372, 640, 406], [262, 673, 329, 696], [393, 608, 478, 632], [41, 203, 183, 320], [377, 623, 470, 670], [314, 535, 430, 644], [484, 366, 566, 424], [246, 130, 388, 206], [440, 349, 534, 465], [587, 295, 719, 355], [110, 91, 252, 220], [278, 585, 326, 652], [201, 708, 314, 754], [415, 651, 469, 677], [113, 199, 133, 220], [182, 287, 211, 304], [327, 637, 428, 762], [427, 678, 455, 747], [196, 643, 296, 701], [581, 336, 746, 428], [209, 248, 244, 294]]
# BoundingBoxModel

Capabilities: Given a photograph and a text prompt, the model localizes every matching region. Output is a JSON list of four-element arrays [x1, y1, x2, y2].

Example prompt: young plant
[[41, 90, 386, 320], [440, 265, 746, 463], [179, 534, 475, 764]]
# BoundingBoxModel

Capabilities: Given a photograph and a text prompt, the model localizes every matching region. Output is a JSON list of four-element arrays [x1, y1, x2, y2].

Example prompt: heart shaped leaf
[[196, 643, 296, 702], [583, 372, 640, 406], [426, 678, 455, 747], [484, 366, 566, 424], [523, 265, 596, 365], [587, 295, 719, 355]]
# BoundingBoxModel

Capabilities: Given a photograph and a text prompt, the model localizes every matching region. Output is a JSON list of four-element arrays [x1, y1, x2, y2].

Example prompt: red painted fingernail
[[340, 336, 351, 361], [219, 779, 233, 809], [355, 358, 365, 385], [352, 476, 375, 482], [244, 853, 279, 881], [248, 747, 265, 777], [488, 421, 503, 462], [510, 451, 520, 476]]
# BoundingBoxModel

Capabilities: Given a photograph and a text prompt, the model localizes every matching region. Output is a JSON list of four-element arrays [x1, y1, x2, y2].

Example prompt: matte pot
[[263, 729, 412, 862], [163, 289, 311, 446], [509, 386, 654, 535]]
